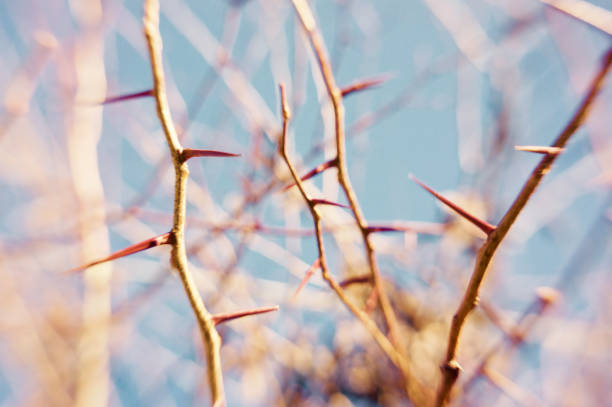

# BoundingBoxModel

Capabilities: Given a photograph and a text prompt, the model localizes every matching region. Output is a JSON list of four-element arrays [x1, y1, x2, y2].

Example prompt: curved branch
[[144, 1, 225, 405]]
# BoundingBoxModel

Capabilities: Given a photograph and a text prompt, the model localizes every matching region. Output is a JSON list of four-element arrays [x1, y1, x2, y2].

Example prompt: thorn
[[67, 232, 171, 273], [292, 259, 320, 300], [341, 74, 392, 97], [339, 274, 371, 288], [366, 222, 447, 235], [283, 158, 337, 191], [409, 174, 496, 235], [182, 148, 241, 161], [212, 305, 279, 325], [311, 198, 350, 209], [100, 89, 153, 105], [515, 145, 563, 155], [279, 84, 291, 120]]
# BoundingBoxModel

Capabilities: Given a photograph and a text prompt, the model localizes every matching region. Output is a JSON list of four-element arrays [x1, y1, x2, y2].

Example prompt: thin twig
[[291, 0, 404, 362], [434, 46, 612, 407], [278, 83, 409, 377], [143, 1, 225, 405]]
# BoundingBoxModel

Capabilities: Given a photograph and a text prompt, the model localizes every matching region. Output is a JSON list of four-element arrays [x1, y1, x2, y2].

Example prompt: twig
[[461, 287, 561, 398], [291, 0, 404, 362], [144, 1, 225, 405], [483, 367, 545, 407], [278, 83, 409, 377], [434, 46, 612, 406]]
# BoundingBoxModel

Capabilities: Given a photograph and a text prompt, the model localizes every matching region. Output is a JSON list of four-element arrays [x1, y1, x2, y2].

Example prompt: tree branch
[[143, 1, 225, 405], [435, 45, 612, 407]]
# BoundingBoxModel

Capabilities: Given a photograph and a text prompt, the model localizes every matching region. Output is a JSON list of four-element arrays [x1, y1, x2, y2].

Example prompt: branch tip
[[536, 286, 561, 306], [279, 84, 291, 120]]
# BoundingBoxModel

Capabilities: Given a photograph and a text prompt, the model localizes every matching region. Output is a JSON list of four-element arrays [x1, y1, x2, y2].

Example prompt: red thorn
[[212, 305, 279, 325], [182, 148, 241, 161], [311, 199, 350, 209], [341, 74, 392, 97], [101, 89, 153, 105], [292, 259, 320, 300], [409, 174, 496, 235], [67, 232, 171, 273], [515, 145, 563, 155], [366, 222, 447, 235], [339, 274, 371, 288], [283, 158, 337, 191]]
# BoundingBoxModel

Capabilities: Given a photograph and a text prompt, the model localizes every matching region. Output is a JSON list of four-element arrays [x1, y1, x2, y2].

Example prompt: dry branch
[[291, 0, 404, 365], [144, 0, 225, 404], [435, 46, 612, 407], [278, 82, 410, 379]]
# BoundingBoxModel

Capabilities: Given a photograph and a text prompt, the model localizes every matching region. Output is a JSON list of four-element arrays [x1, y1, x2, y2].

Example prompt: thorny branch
[[278, 83, 409, 380], [143, 1, 224, 405], [291, 0, 404, 365], [288, 2, 438, 403], [435, 46, 612, 406]]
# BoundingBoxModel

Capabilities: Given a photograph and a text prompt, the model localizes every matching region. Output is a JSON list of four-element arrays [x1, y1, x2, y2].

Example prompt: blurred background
[[1, 0, 611, 406]]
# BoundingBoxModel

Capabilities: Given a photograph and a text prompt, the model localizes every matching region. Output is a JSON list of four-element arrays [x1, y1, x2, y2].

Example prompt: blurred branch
[[541, 0, 612, 36]]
